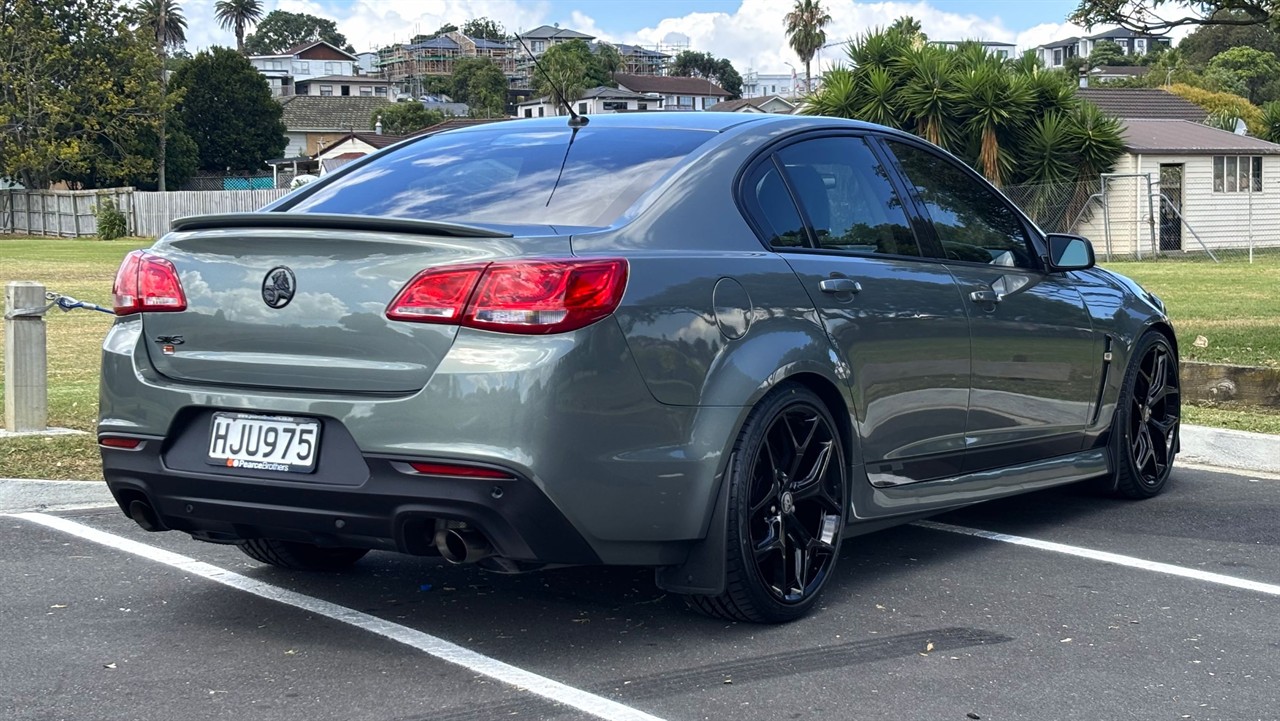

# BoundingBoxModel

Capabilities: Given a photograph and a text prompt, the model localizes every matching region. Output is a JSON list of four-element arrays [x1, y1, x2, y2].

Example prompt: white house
[[930, 40, 1017, 59], [517, 86, 661, 117], [1075, 120, 1280, 258], [711, 95, 797, 114], [613, 73, 731, 111], [1036, 28, 1171, 69], [294, 75, 394, 98], [742, 72, 801, 98], [250, 40, 359, 97]]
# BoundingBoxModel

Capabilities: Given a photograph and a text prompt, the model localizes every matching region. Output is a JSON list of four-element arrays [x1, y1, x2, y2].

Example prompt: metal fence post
[[3, 281, 48, 432]]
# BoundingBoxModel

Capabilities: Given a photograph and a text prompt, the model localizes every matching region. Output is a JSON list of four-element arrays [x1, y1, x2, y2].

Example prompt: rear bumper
[[99, 316, 748, 566], [102, 440, 600, 564]]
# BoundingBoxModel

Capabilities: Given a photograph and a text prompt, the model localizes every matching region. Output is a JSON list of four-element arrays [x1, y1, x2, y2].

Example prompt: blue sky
[[179, 0, 1126, 75]]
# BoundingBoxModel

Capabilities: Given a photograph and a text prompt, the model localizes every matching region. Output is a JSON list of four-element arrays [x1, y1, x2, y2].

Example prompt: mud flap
[[653, 452, 735, 595]]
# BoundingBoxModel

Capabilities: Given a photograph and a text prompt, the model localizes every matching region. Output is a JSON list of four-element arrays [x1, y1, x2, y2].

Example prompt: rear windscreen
[[284, 126, 715, 227]]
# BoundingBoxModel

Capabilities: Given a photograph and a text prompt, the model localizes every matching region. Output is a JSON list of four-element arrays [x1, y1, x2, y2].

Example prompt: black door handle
[[819, 278, 862, 294]]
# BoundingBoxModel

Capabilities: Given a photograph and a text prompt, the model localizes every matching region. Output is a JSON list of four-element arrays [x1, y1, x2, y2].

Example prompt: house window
[[1214, 156, 1263, 192], [638, 102, 648, 111], [319, 85, 333, 96], [538, 106, 544, 117], [524, 108, 533, 118], [602, 101, 628, 110], [578, 102, 587, 114], [375, 86, 387, 96], [1053, 48, 1064, 66], [298, 61, 310, 73], [1136, 38, 1147, 53], [532, 40, 545, 53], [325, 62, 337, 74], [360, 86, 372, 96]]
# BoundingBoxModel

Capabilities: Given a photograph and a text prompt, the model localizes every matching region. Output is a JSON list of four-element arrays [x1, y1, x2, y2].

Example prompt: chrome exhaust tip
[[434, 528, 492, 564]]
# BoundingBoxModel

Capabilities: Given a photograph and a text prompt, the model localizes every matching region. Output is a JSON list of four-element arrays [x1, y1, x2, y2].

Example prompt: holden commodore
[[99, 113, 1180, 623]]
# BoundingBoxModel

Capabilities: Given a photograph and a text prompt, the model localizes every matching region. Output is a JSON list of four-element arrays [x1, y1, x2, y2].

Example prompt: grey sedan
[[99, 113, 1179, 623]]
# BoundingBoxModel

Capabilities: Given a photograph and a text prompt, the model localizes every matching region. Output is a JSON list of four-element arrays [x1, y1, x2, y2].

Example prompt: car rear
[[98, 119, 740, 569]]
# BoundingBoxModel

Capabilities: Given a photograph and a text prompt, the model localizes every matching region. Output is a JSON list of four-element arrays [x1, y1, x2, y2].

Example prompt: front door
[[883, 139, 1098, 470], [742, 135, 972, 485], [1159, 164, 1184, 251]]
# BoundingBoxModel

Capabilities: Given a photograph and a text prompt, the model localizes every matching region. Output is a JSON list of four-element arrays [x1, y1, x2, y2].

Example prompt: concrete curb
[[0, 423, 1275, 514], [1179, 424, 1280, 475]]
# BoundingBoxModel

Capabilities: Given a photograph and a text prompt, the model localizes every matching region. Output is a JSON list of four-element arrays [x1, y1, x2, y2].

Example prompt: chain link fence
[[1003, 174, 1278, 263]]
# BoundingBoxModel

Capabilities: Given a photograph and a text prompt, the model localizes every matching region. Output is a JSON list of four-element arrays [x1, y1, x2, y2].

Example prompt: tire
[[1110, 331, 1180, 499], [686, 384, 848, 623], [237, 538, 369, 571]]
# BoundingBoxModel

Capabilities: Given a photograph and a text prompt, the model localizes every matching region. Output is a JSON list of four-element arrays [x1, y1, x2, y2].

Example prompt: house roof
[[277, 95, 393, 132], [1121, 120, 1280, 155], [579, 86, 650, 100], [608, 42, 669, 58], [1076, 88, 1208, 122], [281, 40, 358, 61], [314, 131, 407, 157], [614, 74, 731, 97], [407, 117, 513, 137], [517, 25, 594, 40], [713, 95, 797, 113]]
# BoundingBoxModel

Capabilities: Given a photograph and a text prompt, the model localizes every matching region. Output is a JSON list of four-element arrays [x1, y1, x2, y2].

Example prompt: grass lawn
[[1102, 257, 1280, 368], [0, 237, 1277, 481], [1, 237, 153, 480]]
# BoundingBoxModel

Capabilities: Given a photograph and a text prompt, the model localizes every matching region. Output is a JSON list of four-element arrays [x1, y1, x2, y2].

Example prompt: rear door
[[880, 138, 1097, 469], [742, 134, 972, 485]]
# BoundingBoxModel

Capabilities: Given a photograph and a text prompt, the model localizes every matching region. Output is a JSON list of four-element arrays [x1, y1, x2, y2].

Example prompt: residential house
[[313, 131, 406, 174], [378, 31, 518, 95], [614, 73, 731, 111], [930, 40, 1017, 59], [294, 75, 395, 98], [354, 51, 378, 75], [1083, 66, 1151, 84], [604, 43, 669, 75], [1036, 28, 1171, 68], [277, 95, 393, 157], [1074, 120, 1280, 256], [511, 25, 595, 87], [250, 40, 359, 97], [712, 95, 797, 114], [742, 72, 801, 98], [517, 86, 661, 117]]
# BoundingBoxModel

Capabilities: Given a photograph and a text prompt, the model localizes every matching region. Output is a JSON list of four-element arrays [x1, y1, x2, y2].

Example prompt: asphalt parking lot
[[4, 463, 1278, 721]]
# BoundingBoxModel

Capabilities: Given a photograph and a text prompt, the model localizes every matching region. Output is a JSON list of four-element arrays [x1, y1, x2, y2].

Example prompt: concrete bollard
[[4, 281, 48, 432]]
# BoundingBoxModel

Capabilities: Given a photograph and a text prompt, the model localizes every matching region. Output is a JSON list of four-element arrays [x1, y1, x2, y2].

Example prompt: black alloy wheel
[[688, 384, 847, 623], [1113, 332, 1180, 499]]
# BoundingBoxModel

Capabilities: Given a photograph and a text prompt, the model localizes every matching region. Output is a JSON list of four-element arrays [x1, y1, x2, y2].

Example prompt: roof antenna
[[515, 34, 588, 128]]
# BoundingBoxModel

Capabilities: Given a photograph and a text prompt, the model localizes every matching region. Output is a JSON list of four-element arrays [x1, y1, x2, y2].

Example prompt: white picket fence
[[132, 189, 289, 237], [1, 188, 290, 238]]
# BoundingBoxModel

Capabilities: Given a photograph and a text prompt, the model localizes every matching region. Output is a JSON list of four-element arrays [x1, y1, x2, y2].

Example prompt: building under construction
[[378, 31, 518, 95]]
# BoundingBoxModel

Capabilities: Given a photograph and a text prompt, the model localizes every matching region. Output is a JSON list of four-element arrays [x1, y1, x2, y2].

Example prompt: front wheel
[[1110, 332, 1180, 499], [686, 384, 847, 623]]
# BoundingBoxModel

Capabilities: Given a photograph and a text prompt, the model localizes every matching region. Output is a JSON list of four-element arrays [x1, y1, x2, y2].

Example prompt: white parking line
[[916, 520, 1280, 597], [14, 512, 667, 721]]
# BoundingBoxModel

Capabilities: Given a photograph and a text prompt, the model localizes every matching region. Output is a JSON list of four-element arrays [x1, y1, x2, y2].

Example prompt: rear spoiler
[[169, 213, 514, 239]]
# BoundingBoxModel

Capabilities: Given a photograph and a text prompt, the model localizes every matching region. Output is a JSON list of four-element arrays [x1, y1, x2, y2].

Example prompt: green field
[[1, 237, 1277, 480]]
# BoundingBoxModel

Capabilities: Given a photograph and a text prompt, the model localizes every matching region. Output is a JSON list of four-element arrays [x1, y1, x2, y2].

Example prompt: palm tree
[[785, 0, 832, 93], [215, 0, 264, 54], [136, 0, 186, 192]]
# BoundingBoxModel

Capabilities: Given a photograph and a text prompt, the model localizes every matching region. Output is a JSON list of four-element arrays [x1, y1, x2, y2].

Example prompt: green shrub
[[93, 196, 127, 240]]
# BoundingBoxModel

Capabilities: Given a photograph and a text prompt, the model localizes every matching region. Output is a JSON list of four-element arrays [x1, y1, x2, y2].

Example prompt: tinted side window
[[777, 137, 920, 257], [887, 140, 1035, 268], [744, 161, 807, 248]]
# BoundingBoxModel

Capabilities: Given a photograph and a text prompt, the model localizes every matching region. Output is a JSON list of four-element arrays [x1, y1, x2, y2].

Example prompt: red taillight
[[408, 462, 514, 480], [113, 250, 187, 315], [385, 263, 487, 323], [99, 437, 142, 449], [385, 258, 628, 335]]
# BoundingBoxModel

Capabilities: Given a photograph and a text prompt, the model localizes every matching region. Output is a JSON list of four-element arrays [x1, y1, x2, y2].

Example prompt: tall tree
[[172, 47, 285, 173], [1072, 0, 1274, 34], [0, 0, 170, 188], [135, 0, 185, 191], [1086, 40, 1126, 69], [1178, 9, 1280, 65], [532, 39, 613, 111], [461, 17, 506, 41], [669, 50, 743, 98], [451, 57, 509, 117], [215, 0, 264, 54], [1208, 46, 1280, 103], [243, 10, 352, 55], [784, 0, 832, 93]]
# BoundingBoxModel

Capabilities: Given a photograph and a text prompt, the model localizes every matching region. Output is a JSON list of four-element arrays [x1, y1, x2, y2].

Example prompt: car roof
[[436, 112, 894, 136]]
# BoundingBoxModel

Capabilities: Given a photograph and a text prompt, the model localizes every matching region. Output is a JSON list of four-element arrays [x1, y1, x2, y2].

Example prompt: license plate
[[207, 413, 321, 473]]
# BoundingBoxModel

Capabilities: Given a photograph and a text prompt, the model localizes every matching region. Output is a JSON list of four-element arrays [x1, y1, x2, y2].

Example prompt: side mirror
[[1045, 234, 1095, 272]]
